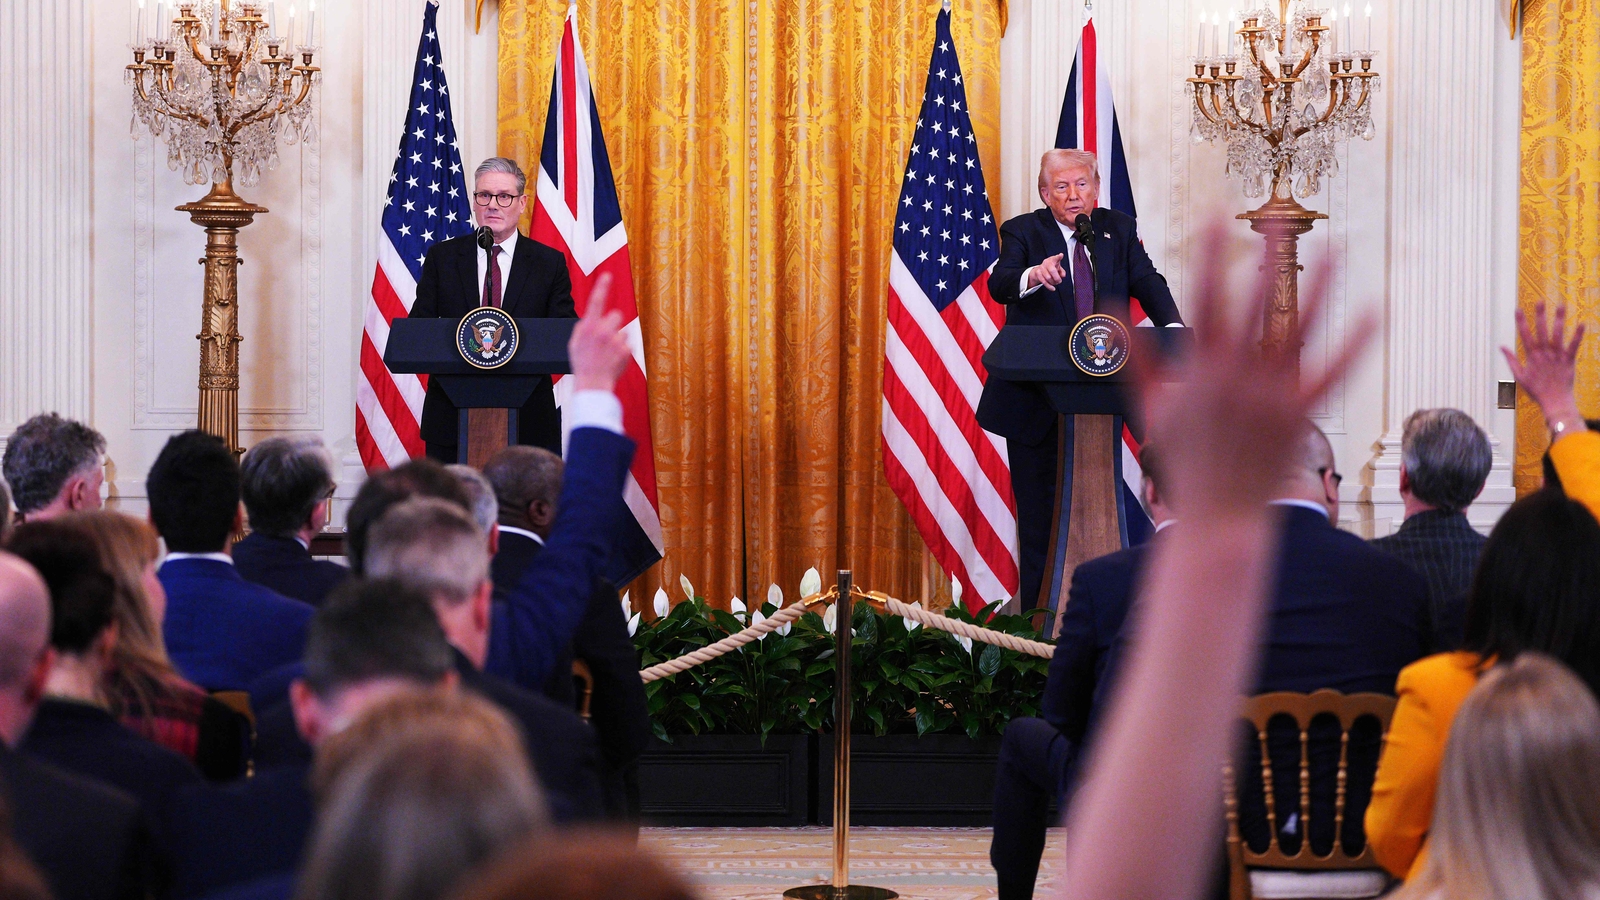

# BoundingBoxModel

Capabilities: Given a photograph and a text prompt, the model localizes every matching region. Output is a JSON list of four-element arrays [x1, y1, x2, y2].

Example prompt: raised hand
[[1030, 253, 1067, 292], [567, 273, 631, 395], [1502, 302, 1586, 433]]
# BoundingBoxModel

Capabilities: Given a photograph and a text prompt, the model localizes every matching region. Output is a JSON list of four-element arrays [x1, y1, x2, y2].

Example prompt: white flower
[[767, 583, 784, 609], [957, 635, 973, 655], [679, 573, 696, 601], [800, 567, 822, 598], [905, 603, 921, 633], [627, 612, 641, 637], [653, 587, 670, 619], [620, 592, 632, 622], [730, 596, 747, 622], [777, 617, 792, 637], [752, 609, 768, 640], [823, 604, 837, 634], [950, 576, 963, 608]]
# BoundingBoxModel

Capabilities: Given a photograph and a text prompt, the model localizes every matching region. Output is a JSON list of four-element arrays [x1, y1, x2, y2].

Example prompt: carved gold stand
[[1238, 191, 1326, 375], [177, 175, 267, 453]]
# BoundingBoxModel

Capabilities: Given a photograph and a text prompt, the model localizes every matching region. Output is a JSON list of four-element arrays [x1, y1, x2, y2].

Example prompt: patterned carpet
[[639, 827, 1068, 900]]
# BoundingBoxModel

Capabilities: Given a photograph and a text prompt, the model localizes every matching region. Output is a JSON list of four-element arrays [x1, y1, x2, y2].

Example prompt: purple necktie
[[1072, 241, 1094, 322], [484, 244, 504, 309]]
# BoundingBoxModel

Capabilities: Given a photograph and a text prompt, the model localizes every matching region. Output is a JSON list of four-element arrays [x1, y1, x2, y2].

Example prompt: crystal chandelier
[[125, 0, 322, 452], [1186, 1, 1380, 367]]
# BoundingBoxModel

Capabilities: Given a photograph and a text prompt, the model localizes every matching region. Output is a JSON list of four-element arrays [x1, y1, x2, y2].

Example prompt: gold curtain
[[1516, 0, 1600, 492], [498, 0, 1002, 606]]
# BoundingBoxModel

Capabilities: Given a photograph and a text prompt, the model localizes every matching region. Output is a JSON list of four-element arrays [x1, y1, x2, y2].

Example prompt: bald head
[[0, 552, 52, 744], [1277, 423, 1339, 521]]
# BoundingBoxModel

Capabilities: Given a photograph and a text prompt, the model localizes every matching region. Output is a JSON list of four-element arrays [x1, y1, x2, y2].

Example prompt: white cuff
[[1165, 322, 1184, 328], [1019, 268, 1044, 298], [564, 390, 624, 435]]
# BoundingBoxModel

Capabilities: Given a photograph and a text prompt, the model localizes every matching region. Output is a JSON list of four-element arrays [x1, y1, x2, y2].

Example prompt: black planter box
[[637, 734, 813, 826], [817, 734, 1013, 827]]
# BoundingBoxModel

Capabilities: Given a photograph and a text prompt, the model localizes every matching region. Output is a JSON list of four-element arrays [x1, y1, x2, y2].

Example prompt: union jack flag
[[882, 8, 1019, 612], [1057, 16, 1156, 546], [531, 6, 663, 585], [357, 0, 472, 471]]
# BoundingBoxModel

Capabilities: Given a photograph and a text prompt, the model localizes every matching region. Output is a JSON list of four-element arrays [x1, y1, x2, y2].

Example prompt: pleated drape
[[498, 0, 1002, 607]]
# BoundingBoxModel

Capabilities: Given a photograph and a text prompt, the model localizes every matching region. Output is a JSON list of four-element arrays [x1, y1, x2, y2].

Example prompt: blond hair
[[298, 687, 548, 900], [1038, 148, 1100, 193], [1399, 654, 1600, 900]]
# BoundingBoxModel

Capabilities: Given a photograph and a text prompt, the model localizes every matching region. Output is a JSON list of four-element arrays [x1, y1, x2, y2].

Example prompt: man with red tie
[[976, 149, 1183, 611], [412, 157, 576, 462]]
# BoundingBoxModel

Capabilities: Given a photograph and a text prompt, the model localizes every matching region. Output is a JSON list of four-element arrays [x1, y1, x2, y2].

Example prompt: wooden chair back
[[1224, 690, 1397, 900], [211, 690, 255, 727], [572, 659, 595, 720]]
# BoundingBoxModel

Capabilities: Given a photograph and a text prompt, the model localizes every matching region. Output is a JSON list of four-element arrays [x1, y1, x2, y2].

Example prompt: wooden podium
[[982, 325, 1192, 635], [384, 317, 576, 469]]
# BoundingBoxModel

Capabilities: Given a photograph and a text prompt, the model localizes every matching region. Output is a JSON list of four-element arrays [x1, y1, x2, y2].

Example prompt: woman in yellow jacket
[[1367, 302, 1600, 879]]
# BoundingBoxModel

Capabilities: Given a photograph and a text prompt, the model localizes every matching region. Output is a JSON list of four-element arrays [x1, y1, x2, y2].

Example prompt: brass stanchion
[[785, 570, 898, 900]]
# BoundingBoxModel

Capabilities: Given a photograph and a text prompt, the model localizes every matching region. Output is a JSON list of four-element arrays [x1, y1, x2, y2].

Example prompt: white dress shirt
[[475, 233, 518, 303], [162, 551, 233, 566], [497, 525, 546, 546]]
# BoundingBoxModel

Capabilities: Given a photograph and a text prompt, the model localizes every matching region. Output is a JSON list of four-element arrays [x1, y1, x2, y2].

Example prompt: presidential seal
[[456, 307, 519, 370], [1068, 313, 1130, 377]]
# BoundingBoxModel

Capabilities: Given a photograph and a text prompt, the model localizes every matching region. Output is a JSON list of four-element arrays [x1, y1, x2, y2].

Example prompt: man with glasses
[[234, 436, 349, 607], [411, 157, 576, 460]]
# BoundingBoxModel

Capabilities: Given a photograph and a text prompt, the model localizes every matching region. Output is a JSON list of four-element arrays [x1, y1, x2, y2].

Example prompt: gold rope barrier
[[636, 586, 837, 683]]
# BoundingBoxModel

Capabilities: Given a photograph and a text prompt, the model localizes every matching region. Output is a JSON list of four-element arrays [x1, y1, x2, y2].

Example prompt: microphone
[[475, 226, 494, 250], [1072, 213, 1095, 247]]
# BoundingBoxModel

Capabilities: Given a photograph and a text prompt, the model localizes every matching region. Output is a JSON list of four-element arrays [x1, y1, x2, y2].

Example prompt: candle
[[155, 1, 165, 39], [1343, 3, 1352, 50], [134, 0, 144, 44], [212, 0, 220, 40], [267, 0, 277, 39], [286, 3, 294, 48], [1365, 3, 1372, 52], [1197, 8, 1206, 57], [307, 0, 316, 47], [1227, 9, 1236, 55]]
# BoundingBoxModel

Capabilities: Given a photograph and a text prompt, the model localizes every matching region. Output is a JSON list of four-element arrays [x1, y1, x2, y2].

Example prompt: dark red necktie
[[1072, 241, 1094, 322], [484, 244, 504, 309]]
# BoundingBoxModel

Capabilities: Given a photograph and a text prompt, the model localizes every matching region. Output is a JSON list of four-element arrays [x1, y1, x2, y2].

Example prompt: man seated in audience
[[1, 414, 105, 523], [990, 447, 1174, 900], [164, 579, 457, 899], [0, 551, 149, 900], [234, 437, 349, 607], [9, 522, 201, 828], [446, 463, 502, 552], [483, 445, 651, 825], [1371, 408, 1492, 650], [148, 431, 314, 691]]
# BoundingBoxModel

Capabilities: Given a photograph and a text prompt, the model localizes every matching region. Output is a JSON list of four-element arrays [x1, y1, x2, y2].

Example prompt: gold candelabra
[[127, 0, 320, 452], [1188, 1, 1379, 369]]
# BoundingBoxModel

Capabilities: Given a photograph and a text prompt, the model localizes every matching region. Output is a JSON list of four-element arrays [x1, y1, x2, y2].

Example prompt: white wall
[[4, 0, 1522, 535]]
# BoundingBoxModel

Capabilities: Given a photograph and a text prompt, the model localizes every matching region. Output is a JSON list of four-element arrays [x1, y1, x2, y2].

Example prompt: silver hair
[[1, 413, 105, 514], [474, 157, 527, 195], [445, 465, 500, 535], [365, 497, 488, 606], [1038, 148, 1100, 192], [1401, 409, 1492, 514]]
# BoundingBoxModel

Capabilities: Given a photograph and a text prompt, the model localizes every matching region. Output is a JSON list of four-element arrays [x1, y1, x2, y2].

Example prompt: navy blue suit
[[232, 533, 348, 607], [163, 765, 312, 900], [484, 427, 635, 691], [160, 558, 315, 691], [977, 206, 1181, 609], [990, 508, 1431, 900]]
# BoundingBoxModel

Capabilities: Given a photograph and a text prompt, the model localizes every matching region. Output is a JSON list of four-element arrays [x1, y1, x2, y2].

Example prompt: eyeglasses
[[1317, 467, 1344, 489], [472, 191, 523, 208]]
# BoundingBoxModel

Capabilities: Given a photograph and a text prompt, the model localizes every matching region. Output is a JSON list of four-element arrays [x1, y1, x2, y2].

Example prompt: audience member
[[1054, 234, 1378, 900], [483, 445, 651, 825], [0, 550, 148, 900], [1371, 408, 1491, 650], [148, 431, 314, 691], [1366, 487, 1600, 879], [1504, 302, 1600, 518], [163, 579, 455, 900], [296, 689, 547, 900], [990, 445, 1173, 900], [73, 511, 249, 780], [452, 831, 698, 900], [1, 414, 105, 523], [1393, 655, 1600, 900], [360, 497, 604, 821], [235, 437, 349, 607], [7, 521, 203, 827], [444, 463, 501, 550]]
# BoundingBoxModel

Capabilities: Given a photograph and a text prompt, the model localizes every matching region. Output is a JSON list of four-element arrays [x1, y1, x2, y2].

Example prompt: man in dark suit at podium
[[976, 148, 1183, 608], [411, 157, 576, 461]]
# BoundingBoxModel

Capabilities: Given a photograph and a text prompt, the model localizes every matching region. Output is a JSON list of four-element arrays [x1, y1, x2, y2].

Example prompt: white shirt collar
[[496, 525, 545, 546], [1271, 499, 1331, 518], [1153, 519, 1177, 533], [162, 551, 233, 566]]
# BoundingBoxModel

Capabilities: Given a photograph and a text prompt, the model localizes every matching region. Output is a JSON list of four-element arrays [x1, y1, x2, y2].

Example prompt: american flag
[[1056, 16, 1155, 546], [882, 8, 1019, 612], [530, 6, 663, 585], [357, 0, 473, 471]]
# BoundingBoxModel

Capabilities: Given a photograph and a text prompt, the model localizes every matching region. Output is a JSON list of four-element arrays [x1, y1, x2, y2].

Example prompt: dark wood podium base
[[1042, 414, 1124, 638], [458, 407, 519, 470]]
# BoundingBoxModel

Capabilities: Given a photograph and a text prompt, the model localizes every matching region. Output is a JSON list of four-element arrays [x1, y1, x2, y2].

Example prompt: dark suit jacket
[[248, 650, 605, 824], [232, 533, 348, 608], [159, 558, 315, 691], [0, 741, 148, 900], [977, 207, 1182, 444], [1371, 509, 1485, 651], [1078, 508, 1430, 854], [484, 428, 635, 690], [163, 765, 312, 900], [410, 232, 577, 448], [492, 530, 652, 771]]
